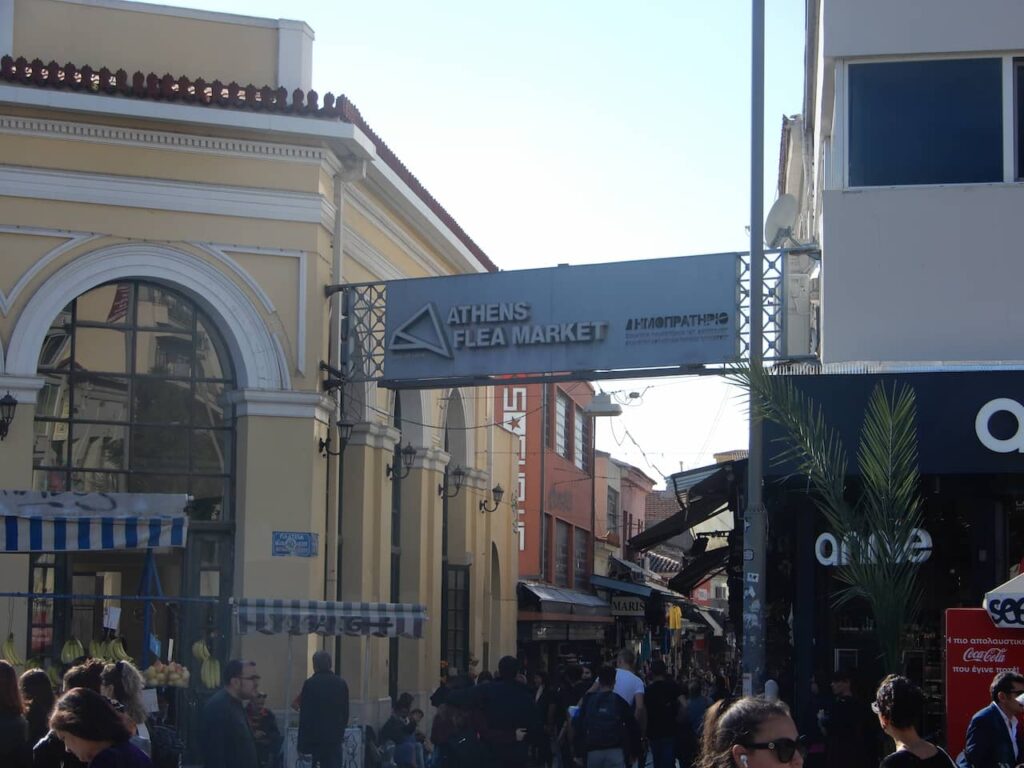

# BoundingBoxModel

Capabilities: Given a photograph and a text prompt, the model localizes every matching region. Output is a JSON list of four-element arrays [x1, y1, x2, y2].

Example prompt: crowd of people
[[2, 643, 1009, 768], [0, 657, 159, 767]]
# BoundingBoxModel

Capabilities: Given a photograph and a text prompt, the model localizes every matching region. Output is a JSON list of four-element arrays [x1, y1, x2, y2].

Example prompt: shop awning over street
[[628, 460, 744, 551], [668, 546, 730, 594], [591, 574, 690, 602], [236, 598, 427, 638], [0, 492, 189, 552], [518, 582, 611, 618]]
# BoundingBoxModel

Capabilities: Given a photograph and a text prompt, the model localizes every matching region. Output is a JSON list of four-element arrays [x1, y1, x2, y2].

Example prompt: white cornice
[[225, 389, 332, 424], [365, 160, 490, 275], [409, 446, 451, 474], [343, 227, 404, 282], [348, 422, 401, 451], [0, 375, 46, 405], [461, 467, 491, 491], [0, 165, 335, 227], [0, 85, 377, 161], [346, 185, 444, 278], [0, 114, 342, 175]]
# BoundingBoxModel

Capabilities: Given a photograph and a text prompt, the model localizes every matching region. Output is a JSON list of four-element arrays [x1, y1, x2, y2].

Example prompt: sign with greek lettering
[[382, 254, 739, 384], [272, 531, 319, 558]]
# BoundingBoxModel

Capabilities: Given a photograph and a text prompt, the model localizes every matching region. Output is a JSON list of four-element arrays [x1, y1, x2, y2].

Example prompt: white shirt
[[1000, 706, 1019, 759], [613, 668, 645, 708]]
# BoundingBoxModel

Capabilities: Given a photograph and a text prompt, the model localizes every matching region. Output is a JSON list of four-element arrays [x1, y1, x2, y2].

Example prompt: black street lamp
[[479, 483, 505, 514], [0, 392, 17, 441], [438, 465, 466, 499], [387, 443, 416, 480]]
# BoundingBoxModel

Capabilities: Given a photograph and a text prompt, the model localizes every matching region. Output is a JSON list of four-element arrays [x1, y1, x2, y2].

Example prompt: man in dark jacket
[[821, 669, 876, 768], [200, 658, 260, 768], [575, 665, 641, 768], [961, 671, 1024, 768], [450, 656, 539, 768], [297, 651, 350, 768]]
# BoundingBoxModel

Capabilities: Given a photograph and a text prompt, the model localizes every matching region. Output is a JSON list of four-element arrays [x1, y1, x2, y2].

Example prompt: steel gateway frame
[[330, 248, 815, 389]]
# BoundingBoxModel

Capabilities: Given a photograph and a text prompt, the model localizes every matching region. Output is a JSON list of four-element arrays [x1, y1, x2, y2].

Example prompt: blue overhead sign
[[381, 253, 739, 384]]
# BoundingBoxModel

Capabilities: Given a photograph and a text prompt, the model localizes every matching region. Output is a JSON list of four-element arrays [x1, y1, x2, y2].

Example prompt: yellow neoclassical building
[[0, 0, 519, 732]]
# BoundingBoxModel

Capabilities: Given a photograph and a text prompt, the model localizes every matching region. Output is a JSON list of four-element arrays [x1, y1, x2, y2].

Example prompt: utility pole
[[742, 0, 767, 697]]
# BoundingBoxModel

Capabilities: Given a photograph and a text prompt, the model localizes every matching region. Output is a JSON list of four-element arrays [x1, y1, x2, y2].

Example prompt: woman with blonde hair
[[699, 696, 805, 768], [100, 661, 151, 755]]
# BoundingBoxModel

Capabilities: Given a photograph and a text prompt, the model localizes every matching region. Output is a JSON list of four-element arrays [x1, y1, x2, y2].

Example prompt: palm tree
[[728, 365, 925, 674]]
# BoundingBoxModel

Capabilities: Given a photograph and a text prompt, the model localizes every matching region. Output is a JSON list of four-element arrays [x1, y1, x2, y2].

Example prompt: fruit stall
[[0, 491, 226, 755]]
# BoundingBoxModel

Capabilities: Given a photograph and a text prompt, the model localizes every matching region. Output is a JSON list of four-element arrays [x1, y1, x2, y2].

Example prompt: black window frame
[[848, 57, 1004, 187]]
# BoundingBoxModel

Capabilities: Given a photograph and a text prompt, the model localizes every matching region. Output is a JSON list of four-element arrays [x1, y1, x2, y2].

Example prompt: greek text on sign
[[611, 596, 646, 616], [382, 254, 739, 383], [272, 531, 319, 558]]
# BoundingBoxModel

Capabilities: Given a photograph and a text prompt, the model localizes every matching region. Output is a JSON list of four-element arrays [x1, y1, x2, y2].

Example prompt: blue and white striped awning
[[0, 492, 189, 552], [237, 598, 427, 639]]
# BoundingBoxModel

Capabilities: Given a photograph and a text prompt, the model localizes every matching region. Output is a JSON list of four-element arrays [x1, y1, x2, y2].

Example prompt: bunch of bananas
[[191, 639, 211, 662], [59, 637, 85, 664], [199, 657, 221, 689], [1, 633, 23, 667], [107, 637, 133, 664]]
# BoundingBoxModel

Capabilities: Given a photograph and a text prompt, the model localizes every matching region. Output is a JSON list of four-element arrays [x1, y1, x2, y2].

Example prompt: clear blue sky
[[156, 0, 807, 482]]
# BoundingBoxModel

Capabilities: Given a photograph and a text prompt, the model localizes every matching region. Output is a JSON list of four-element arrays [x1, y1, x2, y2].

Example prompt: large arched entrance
[[28, 280, 237, 669]]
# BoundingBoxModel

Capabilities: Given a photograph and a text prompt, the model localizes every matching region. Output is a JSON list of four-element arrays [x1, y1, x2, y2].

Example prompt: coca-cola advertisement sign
[[946, 609, 1024, 758], [961, 646, 1008, 663]]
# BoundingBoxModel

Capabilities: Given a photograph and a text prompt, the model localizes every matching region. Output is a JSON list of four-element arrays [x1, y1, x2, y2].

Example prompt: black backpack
[[148, 721, 184, 768], [579, 691, 626, 752]]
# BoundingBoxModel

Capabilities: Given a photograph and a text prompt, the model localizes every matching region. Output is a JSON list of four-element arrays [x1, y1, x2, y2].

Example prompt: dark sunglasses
[[745, 737, 807, 763]]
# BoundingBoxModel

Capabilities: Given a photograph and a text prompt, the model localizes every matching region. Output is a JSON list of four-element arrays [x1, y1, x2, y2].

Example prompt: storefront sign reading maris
[[381, 253, 738, 385], [611, 596, 646, 616], [814, 528, 932, 567]]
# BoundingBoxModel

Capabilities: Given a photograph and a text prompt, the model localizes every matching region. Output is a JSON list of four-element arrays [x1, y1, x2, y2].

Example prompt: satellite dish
[[764, 193, 799, 248]]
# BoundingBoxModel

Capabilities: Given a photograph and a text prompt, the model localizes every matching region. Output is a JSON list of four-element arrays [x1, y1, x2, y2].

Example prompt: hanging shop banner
[[945, 608, 1024, 758], [381, 253, 739, 384], [611, 596, 647, 616]]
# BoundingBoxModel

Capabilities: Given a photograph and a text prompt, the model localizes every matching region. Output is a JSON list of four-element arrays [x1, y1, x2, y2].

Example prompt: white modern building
[[786, 0, 1024, 367]]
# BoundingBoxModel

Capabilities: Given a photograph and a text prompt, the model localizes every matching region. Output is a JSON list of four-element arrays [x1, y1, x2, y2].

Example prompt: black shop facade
[[765, 369, 1024, 744]]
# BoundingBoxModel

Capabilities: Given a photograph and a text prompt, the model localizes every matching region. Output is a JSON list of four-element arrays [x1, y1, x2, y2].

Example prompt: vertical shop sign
[[945, 608, 1024, 757], [500, 385, 528, 551]]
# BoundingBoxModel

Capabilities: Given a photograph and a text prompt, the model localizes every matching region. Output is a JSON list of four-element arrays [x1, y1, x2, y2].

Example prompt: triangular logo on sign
[[389, 303, 453, 358]]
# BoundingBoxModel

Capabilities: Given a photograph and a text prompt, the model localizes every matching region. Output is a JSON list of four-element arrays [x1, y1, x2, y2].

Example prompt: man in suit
[[962, 670, 1024, 768]]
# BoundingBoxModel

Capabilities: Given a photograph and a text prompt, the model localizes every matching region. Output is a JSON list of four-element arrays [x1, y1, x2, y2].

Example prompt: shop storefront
[[768, 370, 1024, 745], [516, 582, 611, 673]]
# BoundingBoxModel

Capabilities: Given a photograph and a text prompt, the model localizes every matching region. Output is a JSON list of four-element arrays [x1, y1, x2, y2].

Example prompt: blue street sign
[[272, 531, 319, 558]]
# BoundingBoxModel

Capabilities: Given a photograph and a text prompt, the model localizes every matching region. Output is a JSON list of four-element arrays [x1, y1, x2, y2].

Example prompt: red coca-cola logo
[[963, 647, 1008, 663]]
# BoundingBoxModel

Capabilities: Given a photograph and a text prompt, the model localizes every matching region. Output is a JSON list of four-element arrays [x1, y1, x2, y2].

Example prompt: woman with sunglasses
[[872, 675, 954, 767], [698, 696, 806, 768]]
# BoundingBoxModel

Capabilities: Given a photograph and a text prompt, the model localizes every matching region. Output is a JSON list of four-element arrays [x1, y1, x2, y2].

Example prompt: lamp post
[[479, 484, 504, 514], [438, 465, 466, 499], [387, 443, 416, 480], [742, 0, 768, 697]]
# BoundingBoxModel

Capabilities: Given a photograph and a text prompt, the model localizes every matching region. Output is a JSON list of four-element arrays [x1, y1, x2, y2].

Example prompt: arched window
[[28, 281, 237, 658], [33, 281, 235, 516]]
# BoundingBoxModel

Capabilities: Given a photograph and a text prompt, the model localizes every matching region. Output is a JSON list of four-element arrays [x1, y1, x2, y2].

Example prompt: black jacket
[[199, 689, 258, 768], [451, 678, 540, 768], [0, 713, 29, 768], [297, 670, 350, 751], [33, 729, 87, 768]]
